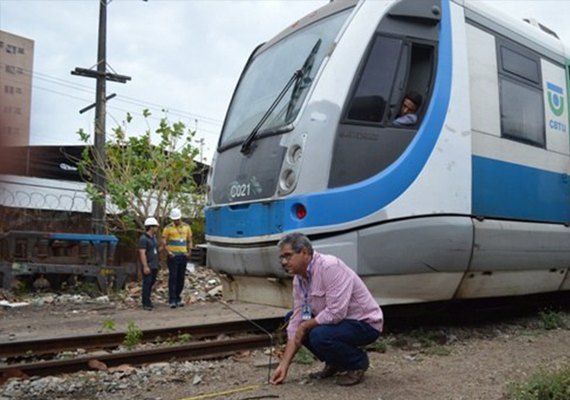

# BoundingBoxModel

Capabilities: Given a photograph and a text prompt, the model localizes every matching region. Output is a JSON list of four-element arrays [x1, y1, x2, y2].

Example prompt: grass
[[506, 364, 570, 400]]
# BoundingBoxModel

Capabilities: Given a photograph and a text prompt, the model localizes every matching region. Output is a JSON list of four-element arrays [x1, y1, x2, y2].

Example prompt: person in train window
[[393, 91, 422, 127], [270, 233, 383, 387]]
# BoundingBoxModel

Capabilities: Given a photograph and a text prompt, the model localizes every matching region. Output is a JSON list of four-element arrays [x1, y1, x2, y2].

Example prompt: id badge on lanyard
[[300, 258, 314, 321], [301, 303, 312, 321]]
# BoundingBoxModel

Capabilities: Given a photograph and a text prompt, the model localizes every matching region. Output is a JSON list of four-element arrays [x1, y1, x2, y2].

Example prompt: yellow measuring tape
[[178, 384, 262, 400]]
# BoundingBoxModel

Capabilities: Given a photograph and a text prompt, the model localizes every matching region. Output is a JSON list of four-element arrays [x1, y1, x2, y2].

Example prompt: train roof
[[460, 0, 568, 62], [254, 0, 568, 77]]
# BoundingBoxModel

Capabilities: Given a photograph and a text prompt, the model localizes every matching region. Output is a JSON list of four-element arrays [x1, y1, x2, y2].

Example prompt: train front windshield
[[219, 9, 351, 150]]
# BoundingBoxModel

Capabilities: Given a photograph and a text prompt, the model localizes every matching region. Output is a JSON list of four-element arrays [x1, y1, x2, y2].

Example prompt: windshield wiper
[[286, 39, 321, 122], [240, 69, 301, 155], [240, 39, 322, 155]]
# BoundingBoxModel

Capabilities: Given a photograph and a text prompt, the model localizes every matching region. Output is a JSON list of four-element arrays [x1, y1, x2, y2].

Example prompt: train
[[204, 0, 570, 309]]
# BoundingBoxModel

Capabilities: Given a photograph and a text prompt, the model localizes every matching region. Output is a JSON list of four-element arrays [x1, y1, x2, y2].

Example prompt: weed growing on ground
[[366, 338, 388, 353], [58, 351, 76, 359], [176, 333, 193, 344], [11, 280, 28, 298], [123, 321, 143, 349], [294, 346, 316, 365], [424, 345, 451, 356], [538, 309, 567, 330], [107, 289, 127, 303], [409, 328, 446, 347], [506, 363, 570, 400], [101, 319, 116, 332], [71, 280, 101, 297]]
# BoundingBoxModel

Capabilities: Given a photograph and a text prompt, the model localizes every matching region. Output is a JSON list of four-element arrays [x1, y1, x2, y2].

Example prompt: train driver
[[393, 91, 422, 127]]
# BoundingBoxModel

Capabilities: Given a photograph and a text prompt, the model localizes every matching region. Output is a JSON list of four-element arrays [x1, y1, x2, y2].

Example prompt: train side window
[[499, 78, 544, 145], [345, 36, 434, 128], [497, 40, 545, 147], [387, 43, 434, 128], [345, 35, 404, 124]]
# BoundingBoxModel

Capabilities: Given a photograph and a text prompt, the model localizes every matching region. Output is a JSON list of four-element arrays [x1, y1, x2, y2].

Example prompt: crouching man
[[270, 233, 383, 386]]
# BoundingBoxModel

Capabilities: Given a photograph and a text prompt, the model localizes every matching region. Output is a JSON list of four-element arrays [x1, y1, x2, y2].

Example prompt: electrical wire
[[0, 62, 224, 131]]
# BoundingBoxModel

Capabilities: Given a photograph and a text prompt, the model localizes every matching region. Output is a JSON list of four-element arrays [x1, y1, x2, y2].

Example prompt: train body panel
[[205, 0, 570, 307]]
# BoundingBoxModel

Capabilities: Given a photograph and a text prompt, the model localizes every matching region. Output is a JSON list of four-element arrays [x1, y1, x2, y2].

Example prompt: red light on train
[[295, 204, 307, 219]]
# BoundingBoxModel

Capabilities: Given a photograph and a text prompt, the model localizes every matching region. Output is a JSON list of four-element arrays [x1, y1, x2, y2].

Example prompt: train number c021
[[229, 183, 251, 199]]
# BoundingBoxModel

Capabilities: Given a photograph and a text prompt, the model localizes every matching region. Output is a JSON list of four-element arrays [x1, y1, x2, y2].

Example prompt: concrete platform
[[0, 301, 288, 343]]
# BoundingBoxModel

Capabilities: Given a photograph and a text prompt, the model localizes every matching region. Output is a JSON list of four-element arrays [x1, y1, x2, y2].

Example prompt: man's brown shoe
[[335, 368, 366, 386], [309, 363, 341, 379]]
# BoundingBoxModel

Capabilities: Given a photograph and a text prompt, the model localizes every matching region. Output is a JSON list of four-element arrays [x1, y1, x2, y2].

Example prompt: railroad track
[[0, 317, 284, 378], [3, 293, 567, 380]]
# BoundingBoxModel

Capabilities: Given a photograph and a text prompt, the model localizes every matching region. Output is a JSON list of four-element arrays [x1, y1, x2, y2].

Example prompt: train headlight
[[280, 169, 296, 191], [288, 144, 303, 164]]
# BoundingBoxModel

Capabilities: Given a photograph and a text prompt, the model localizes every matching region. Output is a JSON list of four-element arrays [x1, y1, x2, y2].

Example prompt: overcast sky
[[1, 0, 570, 163]]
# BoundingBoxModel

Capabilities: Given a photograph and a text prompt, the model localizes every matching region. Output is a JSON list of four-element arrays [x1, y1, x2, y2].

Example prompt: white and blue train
[[205, 0, 570, 308]]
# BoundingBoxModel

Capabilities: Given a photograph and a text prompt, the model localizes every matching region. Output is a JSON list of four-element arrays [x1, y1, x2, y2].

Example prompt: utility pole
[[92, 0, 108, 235], [71, 0, 131, 234], [195, 139, 205, 164], [193, 119, 205, 164]]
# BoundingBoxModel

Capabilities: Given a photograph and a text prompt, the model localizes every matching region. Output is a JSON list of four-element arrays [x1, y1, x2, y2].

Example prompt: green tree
[[77, 109, 205, 234]]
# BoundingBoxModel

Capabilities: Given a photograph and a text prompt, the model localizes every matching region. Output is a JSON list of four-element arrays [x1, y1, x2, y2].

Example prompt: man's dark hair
[[406, 91, 423, 108], [278, 232, 314, 255]]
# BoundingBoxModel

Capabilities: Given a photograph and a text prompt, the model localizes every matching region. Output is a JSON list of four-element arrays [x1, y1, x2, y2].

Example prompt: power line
[[2, 76, 223, 137], [1, 62, 225, 126]]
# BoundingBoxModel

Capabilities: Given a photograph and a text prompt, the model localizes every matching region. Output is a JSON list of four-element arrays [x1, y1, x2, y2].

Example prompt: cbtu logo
[[547, 82, 565, 117]]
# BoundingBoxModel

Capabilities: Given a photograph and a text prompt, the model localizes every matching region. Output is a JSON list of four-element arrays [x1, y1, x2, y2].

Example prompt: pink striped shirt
[[286, 252, 383, 340]]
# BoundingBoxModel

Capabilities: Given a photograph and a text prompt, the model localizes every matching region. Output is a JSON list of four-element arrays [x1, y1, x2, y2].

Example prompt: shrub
[[538, 309, 567, 331]]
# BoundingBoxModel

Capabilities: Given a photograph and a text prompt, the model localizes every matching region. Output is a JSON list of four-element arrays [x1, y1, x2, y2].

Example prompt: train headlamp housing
[[278, 134, 307, 196]]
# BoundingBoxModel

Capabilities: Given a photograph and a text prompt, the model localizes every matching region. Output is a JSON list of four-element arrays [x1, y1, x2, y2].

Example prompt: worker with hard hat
[[161, 208, 193, 308], [139, 217, 160, 311]]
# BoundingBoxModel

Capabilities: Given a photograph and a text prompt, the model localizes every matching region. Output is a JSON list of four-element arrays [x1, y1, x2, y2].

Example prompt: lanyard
[[299, 256, 315, 304]]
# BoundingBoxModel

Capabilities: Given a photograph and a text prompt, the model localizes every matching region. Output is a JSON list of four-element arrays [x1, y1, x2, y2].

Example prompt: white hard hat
[[169, 208, 182, 220], [144, 217, 159, 227]]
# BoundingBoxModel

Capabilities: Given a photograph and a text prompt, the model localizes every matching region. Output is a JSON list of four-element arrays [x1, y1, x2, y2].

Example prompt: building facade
[[0, 31, 34, 147]]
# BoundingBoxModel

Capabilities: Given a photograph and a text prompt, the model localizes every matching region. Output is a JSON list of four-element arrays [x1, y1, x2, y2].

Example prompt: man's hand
[[270, 363, 288, 385], [143, 266, 151, 275]]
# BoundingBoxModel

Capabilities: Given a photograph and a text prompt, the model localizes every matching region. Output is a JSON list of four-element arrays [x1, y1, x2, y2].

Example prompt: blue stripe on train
[[472, 155, 570, 223], [206, 0, 453, 238]]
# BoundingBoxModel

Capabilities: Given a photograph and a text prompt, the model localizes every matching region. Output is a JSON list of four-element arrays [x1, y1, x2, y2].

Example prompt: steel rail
[[0, 317, 283, 359], [0, 334, 272, 377]]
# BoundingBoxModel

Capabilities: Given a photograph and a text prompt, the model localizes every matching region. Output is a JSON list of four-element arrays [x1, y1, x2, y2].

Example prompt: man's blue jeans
[[141, 268, 158, 307], [167, 254, 187, 305], [302, 319, 381, 371]]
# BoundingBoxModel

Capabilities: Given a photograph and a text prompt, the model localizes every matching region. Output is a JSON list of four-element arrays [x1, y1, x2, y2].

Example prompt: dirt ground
[[1, 298, 570, 400]]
